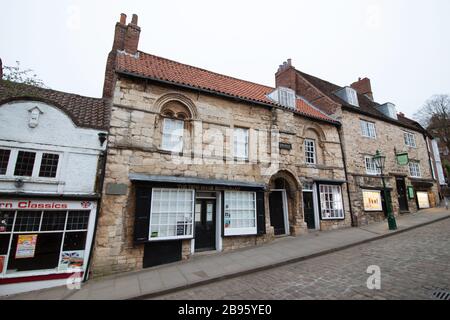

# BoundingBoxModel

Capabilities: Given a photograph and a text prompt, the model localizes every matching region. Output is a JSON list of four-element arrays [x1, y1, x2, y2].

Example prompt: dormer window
[[335, 87, 359, 107], [278, 87, 295, 109], [267, 87, 296, 109]]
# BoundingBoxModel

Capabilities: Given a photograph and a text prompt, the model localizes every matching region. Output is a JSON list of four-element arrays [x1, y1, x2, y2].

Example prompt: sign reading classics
[[16, 234, 38, 259], [0, 200, 94, 210], [363, 190, 383, 211]]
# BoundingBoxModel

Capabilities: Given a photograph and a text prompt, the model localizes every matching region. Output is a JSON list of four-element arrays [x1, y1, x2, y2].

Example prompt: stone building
[[276, 63, 440, 226], [91, 14, 352, 276], [0, 77, 109, 295]]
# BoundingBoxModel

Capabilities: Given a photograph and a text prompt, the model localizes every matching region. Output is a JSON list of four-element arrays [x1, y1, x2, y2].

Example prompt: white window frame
[[319, 184, 344, 220], [365, 156, 381, 175], [360, 120, 377, 139], [161, 118, 184, 153], [148, 188, 195, 241], [0, 148, 61, 180], [304, 139, 316, 164], [233, 128, 249, 160], [278, 87, 296, 109], [409, 161, 421, 178], [224, 191, 257, 236], [403, 131, 417, 148]]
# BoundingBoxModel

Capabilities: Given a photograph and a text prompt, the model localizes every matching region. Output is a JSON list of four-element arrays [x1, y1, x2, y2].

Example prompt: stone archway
[[268, 170, 305, 236]]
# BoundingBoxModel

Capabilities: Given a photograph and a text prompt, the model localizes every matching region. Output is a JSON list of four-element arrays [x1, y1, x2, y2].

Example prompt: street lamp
[[373, 150, 397, 230]]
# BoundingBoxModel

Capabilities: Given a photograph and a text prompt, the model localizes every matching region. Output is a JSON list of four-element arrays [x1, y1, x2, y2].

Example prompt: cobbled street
[[155, 218, 450, 300]]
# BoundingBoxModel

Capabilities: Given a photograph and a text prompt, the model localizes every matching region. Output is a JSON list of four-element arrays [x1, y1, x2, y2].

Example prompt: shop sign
[[0, 200, 94, 210], [59, 251, 84, 270], [417, 192, 430, 209], [407, 186, 415, 199], [396, 153, 409, 166], [363, 190, 383, 211], [15, 234, 38, 259]]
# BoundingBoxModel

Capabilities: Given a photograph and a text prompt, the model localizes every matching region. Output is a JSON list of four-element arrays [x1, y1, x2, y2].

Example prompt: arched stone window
[[160, 101, 192, 153]]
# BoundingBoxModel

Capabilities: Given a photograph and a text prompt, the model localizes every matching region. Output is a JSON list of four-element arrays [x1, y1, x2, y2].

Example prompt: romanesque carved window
[[303, 128, 323, 165], [160, 101, 192, 153], [304, 139, 316, 164]]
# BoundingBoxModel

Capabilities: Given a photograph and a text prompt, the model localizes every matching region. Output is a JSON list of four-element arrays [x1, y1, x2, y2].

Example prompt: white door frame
[[271, 189, 290, 236], [312, 183, 321, 230]]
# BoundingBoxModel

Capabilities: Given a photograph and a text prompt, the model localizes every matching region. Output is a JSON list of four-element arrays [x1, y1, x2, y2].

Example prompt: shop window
[[319, 185, 344, 219], [38, 153, 59, 178], [409, 161, 421, 178], [0, 149, 11, 175], [63, 232, 87, 251], [161, 118, 184, 152], [149, 189, 194, 240], [13, 212, 41, 232], [304, 139, 316, 164], [0, 234, 10, 255], [0, 211, 15, 232], [66, 211, 90, 230], [224, 191, 257, 236], [14, 151, 36, 177], [365, 156, 381, 175], [7, 233, 63, 272], [234, 128, 249, 160], [40, 211, 67, 231]]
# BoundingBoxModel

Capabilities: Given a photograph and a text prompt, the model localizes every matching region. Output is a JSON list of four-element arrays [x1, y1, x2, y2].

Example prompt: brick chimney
[[103, 13, 141, 98], [275, 58, 296, 90], [351, 77, 373, 101]]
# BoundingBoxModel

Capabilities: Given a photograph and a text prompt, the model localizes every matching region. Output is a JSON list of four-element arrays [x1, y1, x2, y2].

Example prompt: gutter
[[338, 128, 356, 227], [115, 70, 340, 127]]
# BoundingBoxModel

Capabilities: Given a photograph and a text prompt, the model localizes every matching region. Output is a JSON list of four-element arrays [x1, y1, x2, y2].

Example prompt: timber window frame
[[224, 191, 257, 236], [360, 120, 377, 139], [304, 139, 316, 164], [409, 161, 421, 178], [318, 184, 344, 220]]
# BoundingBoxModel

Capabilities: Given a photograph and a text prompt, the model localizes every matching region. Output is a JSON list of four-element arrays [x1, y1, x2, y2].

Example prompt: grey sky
[[1, 0, 449, 118]]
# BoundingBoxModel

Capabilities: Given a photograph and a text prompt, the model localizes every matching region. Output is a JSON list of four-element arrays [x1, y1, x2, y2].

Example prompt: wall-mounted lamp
[[98, 132, 108, 146], [14, 179, 24, 188]]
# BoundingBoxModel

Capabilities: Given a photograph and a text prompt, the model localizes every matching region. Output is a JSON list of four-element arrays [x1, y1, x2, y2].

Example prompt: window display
[[149, 189, 194, 240], [224, 191, 257, 236], [319, 185, 344, 219]]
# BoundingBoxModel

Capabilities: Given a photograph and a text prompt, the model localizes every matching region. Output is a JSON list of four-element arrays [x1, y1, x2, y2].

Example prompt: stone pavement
[[2, 208, 449, 300]]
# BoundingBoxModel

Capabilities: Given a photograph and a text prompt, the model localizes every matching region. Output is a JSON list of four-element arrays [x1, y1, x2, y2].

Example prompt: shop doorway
[[269, 190, 289, 236], [303, 192, 315, 229], [194, 197, 216, 252], [396, 177, 409, 212]]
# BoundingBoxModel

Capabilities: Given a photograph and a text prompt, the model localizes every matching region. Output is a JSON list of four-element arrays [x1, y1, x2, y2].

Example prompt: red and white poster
[[15, 234, 38, 259]]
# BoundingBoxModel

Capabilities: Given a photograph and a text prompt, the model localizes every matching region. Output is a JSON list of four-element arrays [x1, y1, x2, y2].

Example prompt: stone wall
[[90, 76, 351, 277], [340, 110, 439, 226]]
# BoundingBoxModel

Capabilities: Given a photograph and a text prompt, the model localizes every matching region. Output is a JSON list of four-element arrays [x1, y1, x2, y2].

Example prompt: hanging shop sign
[[15, 234, 38, 259], [407, 186, 415, 199], [363, 190, 383, 211], [396, 152, 409, 166], [417, 192, 430, 209]]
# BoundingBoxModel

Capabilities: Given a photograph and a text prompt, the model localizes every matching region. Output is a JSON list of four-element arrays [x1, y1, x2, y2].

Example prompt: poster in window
[[224, 211, 231, 228], [15, 234, 38, 259], [59, 250, 84, 270], [207, 203, 213, 222], [363, 190, 382, 211], [176, 221, 185, 236]]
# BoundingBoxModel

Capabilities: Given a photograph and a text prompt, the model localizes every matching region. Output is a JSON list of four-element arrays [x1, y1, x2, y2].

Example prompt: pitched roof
[[295, 70, 427, 133], [0, 80, 109, 130], [115, 51, 338, 124]]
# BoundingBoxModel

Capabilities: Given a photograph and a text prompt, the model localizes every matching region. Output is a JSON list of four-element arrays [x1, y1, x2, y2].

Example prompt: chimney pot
[[287, 58, 292, 66], [131, 14, 138, 25], [120, 13, 127, 25]]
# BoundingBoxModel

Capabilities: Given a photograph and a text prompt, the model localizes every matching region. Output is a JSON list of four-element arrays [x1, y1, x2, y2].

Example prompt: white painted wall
[[0, 100, 107, 195]]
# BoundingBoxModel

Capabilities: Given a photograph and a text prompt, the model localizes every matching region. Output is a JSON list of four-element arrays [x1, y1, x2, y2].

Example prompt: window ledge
[[0, 177, 62, 185]]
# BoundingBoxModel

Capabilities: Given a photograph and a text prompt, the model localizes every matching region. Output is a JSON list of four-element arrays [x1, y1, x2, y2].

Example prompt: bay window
[[149, 189, 194, 240], [233, 128, 249, 160], [161, 118, 184, 152], [319, 185, 344, 219], [224, 191, 257, 236]]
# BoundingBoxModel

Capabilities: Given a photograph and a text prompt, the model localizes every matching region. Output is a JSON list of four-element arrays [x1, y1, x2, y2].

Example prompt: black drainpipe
[[338, 126, 356, 227], [83, 147, 108, 282]]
